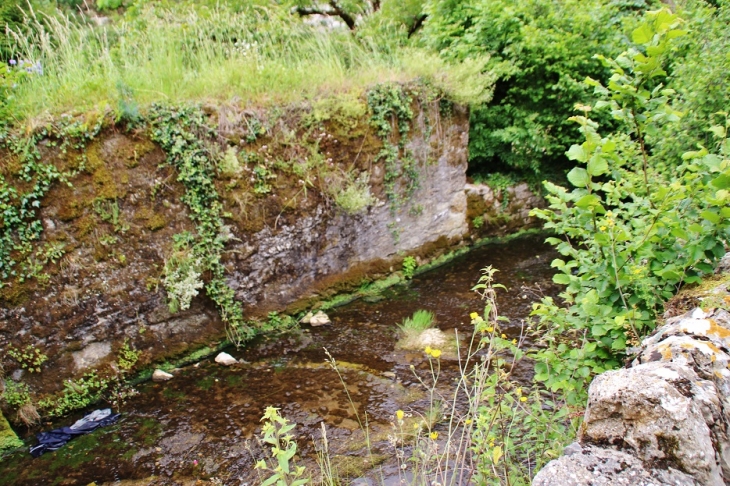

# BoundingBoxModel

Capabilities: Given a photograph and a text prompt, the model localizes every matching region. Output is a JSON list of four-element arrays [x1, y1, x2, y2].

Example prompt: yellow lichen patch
[[145, 213, 167, 231], [707, 319, 730, 339], [715, 370, 725, 379], [680, 342, 696, 350], [659, 343, 673, 360], [706, 341, 722, 354]]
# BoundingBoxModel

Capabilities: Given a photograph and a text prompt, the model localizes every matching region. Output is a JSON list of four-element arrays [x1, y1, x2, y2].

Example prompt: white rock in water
[[300, 312, 314, 324], [152, 369, 173, 382], [215, 352, 238, 366], [309, 311, 331, 327]]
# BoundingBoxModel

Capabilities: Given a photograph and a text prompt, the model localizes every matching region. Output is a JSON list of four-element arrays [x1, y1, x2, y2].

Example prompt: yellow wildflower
[[430, 431, 439, 440], [425, 346, 433, 356], [512, 339, 517, 345], [470, 312, 480, 320], [520, 396, 528, 402], [599, 225, 607, 231], [464, 419, 472, 425], [396, 410, 404, 421], [501, 333, 507, 339], [487, 326, 494, 333], [430, 349, 442, 359]]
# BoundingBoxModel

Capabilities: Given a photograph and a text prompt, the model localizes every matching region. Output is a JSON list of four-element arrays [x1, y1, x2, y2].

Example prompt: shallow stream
[[0, 234, 558, 485]]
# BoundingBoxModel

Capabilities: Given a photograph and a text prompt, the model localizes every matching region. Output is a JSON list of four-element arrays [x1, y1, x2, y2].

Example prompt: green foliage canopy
[[419, 0, 655, 175]]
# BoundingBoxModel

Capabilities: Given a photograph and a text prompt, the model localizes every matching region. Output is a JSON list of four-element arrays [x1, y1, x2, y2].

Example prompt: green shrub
[[0, 0, 24, 61], [530, 8, 730, 403], [420, 0, 654, 175]]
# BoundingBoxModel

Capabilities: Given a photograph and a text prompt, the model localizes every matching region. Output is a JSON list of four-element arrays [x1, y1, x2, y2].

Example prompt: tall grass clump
[[398, 309, 435, 332], [5, 4, 493, 123]]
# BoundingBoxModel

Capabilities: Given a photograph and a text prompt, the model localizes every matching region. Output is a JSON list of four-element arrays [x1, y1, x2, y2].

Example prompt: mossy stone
[[0, 411, 23, 453]]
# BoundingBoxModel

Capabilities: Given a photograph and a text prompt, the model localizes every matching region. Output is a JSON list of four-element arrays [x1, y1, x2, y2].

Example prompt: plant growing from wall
[[402, 255, 417, 279], [149, 104, 254, 346], [6, 344, 47, 373], [367, 82, 420, 213], [0, 113, 103, 288], [530, 8, 730, 403]]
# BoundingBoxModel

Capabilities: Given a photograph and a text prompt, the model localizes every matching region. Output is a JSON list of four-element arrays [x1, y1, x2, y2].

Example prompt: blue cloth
[[30, 409, 120, 457]]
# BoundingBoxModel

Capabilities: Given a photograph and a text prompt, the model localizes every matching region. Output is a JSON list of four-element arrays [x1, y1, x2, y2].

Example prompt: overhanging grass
[[6, 5, 493, 123]]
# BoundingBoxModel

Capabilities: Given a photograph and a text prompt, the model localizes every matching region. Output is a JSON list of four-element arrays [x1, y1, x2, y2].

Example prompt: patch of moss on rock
[[144, 213, 167, 232], [0, 411, 23, 453]]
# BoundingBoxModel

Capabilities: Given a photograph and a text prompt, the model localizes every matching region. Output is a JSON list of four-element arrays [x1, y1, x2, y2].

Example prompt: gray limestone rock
[[532, 445, 699, 486], [582, 362, 723, 484]]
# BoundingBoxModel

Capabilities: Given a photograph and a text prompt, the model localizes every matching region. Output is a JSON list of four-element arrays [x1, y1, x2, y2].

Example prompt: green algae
[[0, 412, 23, 454]]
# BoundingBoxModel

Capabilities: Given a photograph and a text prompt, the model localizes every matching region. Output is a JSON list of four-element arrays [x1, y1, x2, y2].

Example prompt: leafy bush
[[654, 0, 730, 161], [531, 8, 730, 403], [420, 0, 654, 175]]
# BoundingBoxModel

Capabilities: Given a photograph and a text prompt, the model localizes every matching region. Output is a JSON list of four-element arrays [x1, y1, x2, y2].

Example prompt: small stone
[[214, 352, 237, 366], [309, 311, 331, 327], [152, 369, 173, 382], [383, 371, 396, 379], [300, 312, 314, 324]]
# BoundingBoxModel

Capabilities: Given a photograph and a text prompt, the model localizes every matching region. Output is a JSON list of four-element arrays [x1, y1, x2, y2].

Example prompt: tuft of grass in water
[[6, 4, 493, 124], [398, 309, 435, 333]]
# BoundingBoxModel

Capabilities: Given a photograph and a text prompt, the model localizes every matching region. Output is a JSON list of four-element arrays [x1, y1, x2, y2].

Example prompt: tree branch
[[408, 14, 428, 38], [292, 1, 356, 31], [328, 0, 356, 30]]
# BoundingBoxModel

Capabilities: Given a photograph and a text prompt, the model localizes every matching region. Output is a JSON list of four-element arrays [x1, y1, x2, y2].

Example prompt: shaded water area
[[1, 234, 559, 485]]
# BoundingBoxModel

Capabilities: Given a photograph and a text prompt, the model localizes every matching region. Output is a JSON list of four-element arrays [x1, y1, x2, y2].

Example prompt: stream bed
[[0, 234, 559, 486]]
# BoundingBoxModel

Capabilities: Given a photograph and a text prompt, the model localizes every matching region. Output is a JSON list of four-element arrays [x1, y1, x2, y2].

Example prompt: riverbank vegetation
[[1, 0, 729, 483]]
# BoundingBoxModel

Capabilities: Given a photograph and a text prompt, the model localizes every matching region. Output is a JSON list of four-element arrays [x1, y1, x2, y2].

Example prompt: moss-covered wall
[[0, 83, 479, 416]]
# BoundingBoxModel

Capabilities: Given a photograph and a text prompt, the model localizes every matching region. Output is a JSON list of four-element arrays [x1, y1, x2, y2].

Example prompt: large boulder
[[534, 278, 730, 485]]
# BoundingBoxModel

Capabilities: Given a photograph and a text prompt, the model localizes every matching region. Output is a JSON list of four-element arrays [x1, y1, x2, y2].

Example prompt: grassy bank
[[4, 4, 491, 124]]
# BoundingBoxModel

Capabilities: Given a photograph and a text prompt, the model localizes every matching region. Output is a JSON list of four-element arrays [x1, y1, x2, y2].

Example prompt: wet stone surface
[[0, 234, 558, 485]]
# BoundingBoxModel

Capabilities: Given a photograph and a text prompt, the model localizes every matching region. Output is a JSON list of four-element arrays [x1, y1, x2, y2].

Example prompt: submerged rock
[[214, 352, 237, 366], [152, 369, 173, 382]]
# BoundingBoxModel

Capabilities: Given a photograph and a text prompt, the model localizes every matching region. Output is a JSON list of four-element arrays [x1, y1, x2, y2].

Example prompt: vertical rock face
[[0, 96, 477, 401], [533, 294, 730, 485]]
